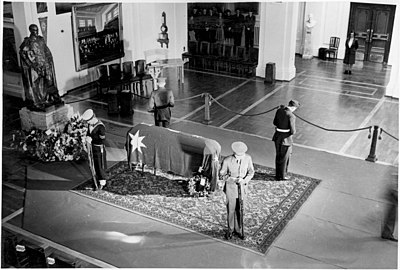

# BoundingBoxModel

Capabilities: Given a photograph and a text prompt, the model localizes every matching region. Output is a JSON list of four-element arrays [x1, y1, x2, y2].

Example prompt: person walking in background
[[343, 31, 359, 75], [272, 100, 300, 181], [381, 168, 398, 242], [219, 141, 254, 240], [148, 77, 175, 128], [82, 109, 108, 190]]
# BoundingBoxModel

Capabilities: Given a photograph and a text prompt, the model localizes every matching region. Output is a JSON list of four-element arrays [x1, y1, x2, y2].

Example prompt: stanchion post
[[366, 125, 379, 162], [203, 93, 211, 125]]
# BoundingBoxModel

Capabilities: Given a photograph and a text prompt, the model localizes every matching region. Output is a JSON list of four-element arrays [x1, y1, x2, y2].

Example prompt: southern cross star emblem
[[129, 130, 146, 153]]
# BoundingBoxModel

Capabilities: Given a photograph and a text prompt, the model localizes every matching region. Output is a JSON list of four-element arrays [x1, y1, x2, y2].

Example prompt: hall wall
[[11, 2, 187, 96], [299, 1, 399, 65], [7, 1, 399, 98]]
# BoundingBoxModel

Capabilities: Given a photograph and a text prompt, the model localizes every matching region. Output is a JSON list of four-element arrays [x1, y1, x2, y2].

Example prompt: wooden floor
[[1, 55, 398, 267], [62, 55, 398, 165]]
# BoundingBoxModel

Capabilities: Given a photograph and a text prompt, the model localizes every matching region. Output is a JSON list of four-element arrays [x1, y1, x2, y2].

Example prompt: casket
[[125, 123, 221, 191]]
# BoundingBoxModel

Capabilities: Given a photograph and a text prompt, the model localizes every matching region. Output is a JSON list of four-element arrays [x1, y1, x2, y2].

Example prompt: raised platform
[[19, 104, 74, 131]]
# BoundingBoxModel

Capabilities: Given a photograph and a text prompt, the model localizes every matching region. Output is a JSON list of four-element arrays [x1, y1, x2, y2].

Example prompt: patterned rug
[[73, 161, 320, 254]]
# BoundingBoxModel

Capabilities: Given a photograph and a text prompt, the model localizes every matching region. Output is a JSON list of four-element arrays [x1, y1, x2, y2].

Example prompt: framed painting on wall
[[71, 3, 124, 71], [56, 3, 79, 15]]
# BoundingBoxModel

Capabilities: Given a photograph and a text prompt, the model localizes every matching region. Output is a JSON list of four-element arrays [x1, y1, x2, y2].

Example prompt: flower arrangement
[[10, 114, 88, 162], [187, 174, 211, 197]]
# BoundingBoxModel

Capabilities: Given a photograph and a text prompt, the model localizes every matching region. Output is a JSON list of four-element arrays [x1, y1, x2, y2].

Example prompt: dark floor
[[2, 55, 398, 268], [59, 56, 399, 165]]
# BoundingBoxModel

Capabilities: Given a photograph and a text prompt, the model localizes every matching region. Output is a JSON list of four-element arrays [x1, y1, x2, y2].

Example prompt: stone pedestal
[[302, 30, 313, 59], [19, 104, 74, 131]]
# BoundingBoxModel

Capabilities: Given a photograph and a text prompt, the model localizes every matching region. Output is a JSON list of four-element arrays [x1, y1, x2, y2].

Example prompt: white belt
[[276, 128, 290, 132]]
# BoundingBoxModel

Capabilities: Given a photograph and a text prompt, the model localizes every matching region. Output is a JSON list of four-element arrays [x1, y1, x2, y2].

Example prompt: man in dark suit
[[244, 11, 256, 49], [272, 100, 300, 181], [232, 9, 244, 46]]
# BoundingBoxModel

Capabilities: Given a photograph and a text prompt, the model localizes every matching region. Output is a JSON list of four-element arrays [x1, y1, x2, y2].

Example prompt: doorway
[[348, 3, 396, 64]]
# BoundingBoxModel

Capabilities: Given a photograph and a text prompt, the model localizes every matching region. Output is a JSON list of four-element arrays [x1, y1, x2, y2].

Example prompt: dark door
[[349, 3, 396, 64]]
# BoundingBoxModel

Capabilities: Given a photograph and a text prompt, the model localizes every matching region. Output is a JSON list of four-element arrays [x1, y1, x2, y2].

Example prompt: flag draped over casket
[[125, 123, 221, 191]]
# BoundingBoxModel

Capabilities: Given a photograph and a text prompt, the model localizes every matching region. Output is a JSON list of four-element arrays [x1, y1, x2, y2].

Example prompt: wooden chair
[[198, 41, 210, 69], [96, 65, 109, 96], [134, 59, 147, 96], [135, 59, 146, 77], [220, 44, 234, 73], [223, 44, 234, 58], [235, 46, 247, 61], [108, 63, 123, 92], [199, 41, 210, 55], [182, 41, 199, 69], [326, 37, 340, 61], [122, 61, 134, 91], [232, 46, 247, 76], [243, 47, 258, 77], [202, 42, 221, 71], [123, 61, 134, 77], [108, 63, 121, 79]]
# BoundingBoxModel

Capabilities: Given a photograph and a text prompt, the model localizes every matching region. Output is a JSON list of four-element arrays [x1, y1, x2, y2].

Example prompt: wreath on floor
[[187, 171, 211, 197], [9, 114, 88, 162]]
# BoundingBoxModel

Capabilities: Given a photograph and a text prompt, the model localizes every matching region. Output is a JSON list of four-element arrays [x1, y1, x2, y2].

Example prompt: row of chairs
[[96, 60, 153, 97], [183, 41, 258, 77]]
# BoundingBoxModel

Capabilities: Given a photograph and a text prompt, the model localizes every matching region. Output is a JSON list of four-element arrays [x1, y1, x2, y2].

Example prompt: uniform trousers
[[274, 140, 292, 179], [92, 144, 107, 181], [225, 182, 245, 233]]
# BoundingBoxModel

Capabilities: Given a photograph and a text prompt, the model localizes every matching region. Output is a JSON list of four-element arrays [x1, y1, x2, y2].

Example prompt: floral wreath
[[9, 113, 88, 162]]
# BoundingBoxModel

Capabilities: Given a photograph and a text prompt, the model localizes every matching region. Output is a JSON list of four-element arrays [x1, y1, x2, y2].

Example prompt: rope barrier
[[381, 128, 399, 141], [175, 93, 204, 102], [293, 113, 372, 132], [209, 95, 279, 116], [65, 96, 95, 104]]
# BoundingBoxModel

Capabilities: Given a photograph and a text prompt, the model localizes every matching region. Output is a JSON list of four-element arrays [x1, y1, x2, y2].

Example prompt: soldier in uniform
[[148, 77, 175, 128], [272, 100, 300, 181], [82, 109, 107, 190], [219, 141, 254, 240]]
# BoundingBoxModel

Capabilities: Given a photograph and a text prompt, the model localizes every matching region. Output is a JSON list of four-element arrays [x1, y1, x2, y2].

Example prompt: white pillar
[[385, 4, 400, 98], [256, 2, 298, 81]]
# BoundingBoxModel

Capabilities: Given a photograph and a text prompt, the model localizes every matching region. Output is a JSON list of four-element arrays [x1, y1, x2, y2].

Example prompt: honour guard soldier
[[219, 141, 254, 240], [82, 109, 107, 190], [272, 99, 300, 181]]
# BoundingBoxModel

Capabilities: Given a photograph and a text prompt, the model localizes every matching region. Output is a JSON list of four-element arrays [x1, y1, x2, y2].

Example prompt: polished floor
[[2, 56, 398, 268]]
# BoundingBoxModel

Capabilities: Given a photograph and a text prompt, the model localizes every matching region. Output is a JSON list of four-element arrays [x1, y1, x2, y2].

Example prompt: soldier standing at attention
[[148, 77, 175, 128], [82, 109, 108, 190], [272, 100, 300, 181]]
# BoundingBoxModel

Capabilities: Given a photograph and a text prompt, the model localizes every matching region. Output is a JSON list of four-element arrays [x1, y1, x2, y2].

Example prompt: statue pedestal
[[302, 54, 313, 60], [19, 104, 74, 131], [302, 30, 314, 60]]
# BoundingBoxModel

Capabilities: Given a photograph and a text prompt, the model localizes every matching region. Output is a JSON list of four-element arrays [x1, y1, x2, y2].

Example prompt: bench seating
[[182, 42, 258, 77]]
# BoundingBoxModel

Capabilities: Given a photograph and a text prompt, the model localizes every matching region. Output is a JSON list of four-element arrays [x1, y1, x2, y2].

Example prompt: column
[[256, 2, 299, 81], [385, 3, 400, 98]]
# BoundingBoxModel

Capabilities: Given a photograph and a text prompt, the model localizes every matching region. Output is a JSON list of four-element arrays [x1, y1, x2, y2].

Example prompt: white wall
[[299, 1, 399, 63], [122, 3, 187, 62], [10, 2, 187, 96], [301, 1, 351, 59]]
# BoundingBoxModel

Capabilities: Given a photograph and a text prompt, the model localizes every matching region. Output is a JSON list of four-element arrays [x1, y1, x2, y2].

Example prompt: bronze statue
[[19, 24, 62, 111]]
